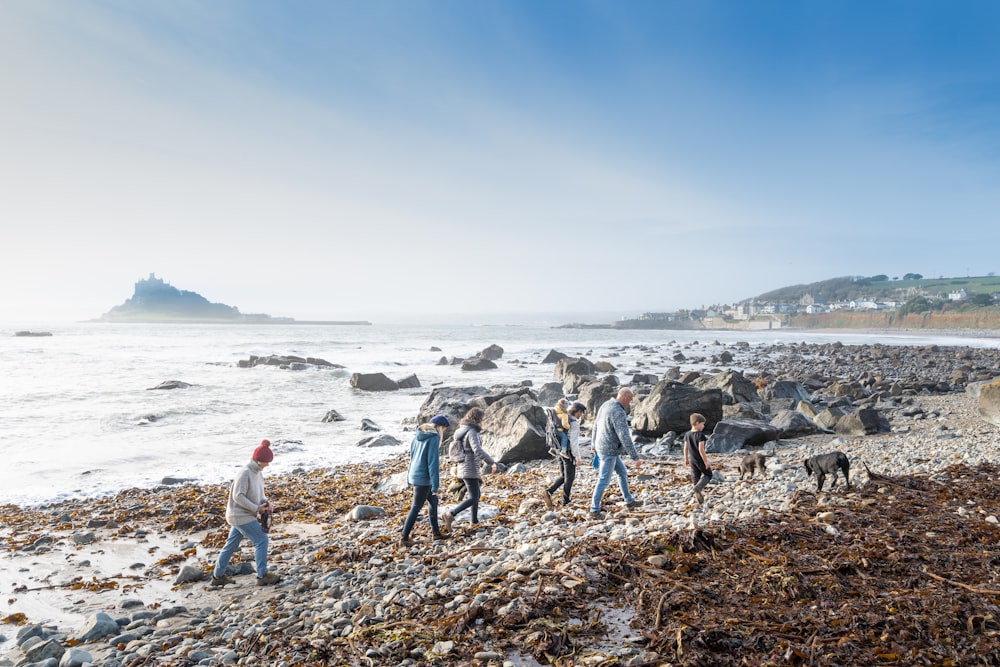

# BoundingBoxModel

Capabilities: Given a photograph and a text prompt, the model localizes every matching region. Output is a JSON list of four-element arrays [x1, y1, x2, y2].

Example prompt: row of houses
[[626, 289, 978, 325]]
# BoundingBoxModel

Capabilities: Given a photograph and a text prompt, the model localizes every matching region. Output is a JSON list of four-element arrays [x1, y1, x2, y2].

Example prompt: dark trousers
[[449, 478, 482, 523], [402, 485, 439, 538], [691, 465, 712, 493], [546, 455, 577, 503]]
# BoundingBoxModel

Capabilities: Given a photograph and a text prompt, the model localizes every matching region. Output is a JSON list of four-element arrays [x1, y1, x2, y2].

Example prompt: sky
[[2, 1, 999, 325]]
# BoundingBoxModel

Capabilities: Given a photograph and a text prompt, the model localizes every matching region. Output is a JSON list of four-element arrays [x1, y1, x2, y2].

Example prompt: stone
[[173, 565, 204, 585], [479, 344, 504, 361], [976, 378, 1000, 427], [25, 638, 64, 663], [350, 372, 399, 391], [356, 434, 402, 448], [705, 418, 780, 454], [59, 648, 92, 667], [147, 380, 191, 390], [770, 410, 823, 437], [692, 370, 760, 404], [348, 506, 386, 521], [835, 408, 885, 436], [396, 374, 420, 389], [554, 357, 596, 382], [75, 612, 119, 643], [631, 381, 724, 436], [542, 349, 568, 363], [322, 409, 346, 422], [461, 357, 497, 371]]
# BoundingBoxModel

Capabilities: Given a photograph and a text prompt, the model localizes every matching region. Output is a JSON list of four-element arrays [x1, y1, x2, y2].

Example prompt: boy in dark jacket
[[683, 413, 712, 506]]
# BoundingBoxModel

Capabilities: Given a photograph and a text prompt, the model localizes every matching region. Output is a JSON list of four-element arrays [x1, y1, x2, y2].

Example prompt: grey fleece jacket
[[225, 460, 268, 527]]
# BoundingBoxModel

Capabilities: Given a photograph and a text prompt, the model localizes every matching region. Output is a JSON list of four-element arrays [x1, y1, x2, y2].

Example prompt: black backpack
[[544, 408, 566, 455]]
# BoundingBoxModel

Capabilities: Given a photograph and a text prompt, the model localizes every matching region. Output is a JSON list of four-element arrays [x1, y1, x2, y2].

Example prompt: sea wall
[[788, 310, 1000, 330]]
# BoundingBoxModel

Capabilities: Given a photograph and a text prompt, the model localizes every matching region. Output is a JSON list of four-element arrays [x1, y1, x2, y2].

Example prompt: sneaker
[[432, 532, 450, 541], [626, 499, 644, 510], [256, 572, 281, 586], [400, 537, 415, 548], [561, 498, 571, 507], [542, 490, 554, 510], [442, 512, 454, 533], [590, 510, 605, 520], [694, 490, 705, 506], [209, 574, 234, 587]]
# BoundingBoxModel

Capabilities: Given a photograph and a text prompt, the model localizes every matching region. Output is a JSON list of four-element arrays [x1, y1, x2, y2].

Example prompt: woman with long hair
[[442, 407, 497, 531]]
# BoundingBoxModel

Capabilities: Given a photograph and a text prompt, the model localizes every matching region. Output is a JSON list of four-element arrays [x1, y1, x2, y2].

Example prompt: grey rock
[[356, 434, 401, 448], [75, 612, 119, 643], [173, 565, 204, 585], [350, 372, 399, 392], [147, 380, 191, 390], [348, 506, 386, 521]]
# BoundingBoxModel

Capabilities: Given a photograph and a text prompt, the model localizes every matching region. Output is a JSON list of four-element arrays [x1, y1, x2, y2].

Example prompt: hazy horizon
[[3, 2, 998, 323]]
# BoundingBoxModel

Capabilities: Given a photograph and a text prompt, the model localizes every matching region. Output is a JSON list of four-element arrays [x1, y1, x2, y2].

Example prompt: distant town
[[606, 273, 1000, 330]]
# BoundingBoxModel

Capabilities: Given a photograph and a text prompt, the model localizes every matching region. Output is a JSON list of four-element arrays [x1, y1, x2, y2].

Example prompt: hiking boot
[[209, 574, 234, 587], [694, 490, 705, 506], [442, 512, 454, 533], [400, 537, 415, 548], [256, 572, 281, 586], [541, 490, 554, 510], [626, 499, 644, 510]]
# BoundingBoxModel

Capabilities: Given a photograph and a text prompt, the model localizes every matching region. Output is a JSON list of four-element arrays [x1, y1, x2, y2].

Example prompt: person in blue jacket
[[400, 414, 451, 547]]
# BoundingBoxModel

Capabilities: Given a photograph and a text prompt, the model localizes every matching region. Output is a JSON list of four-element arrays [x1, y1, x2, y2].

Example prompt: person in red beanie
[[210, 439, 281, 587]]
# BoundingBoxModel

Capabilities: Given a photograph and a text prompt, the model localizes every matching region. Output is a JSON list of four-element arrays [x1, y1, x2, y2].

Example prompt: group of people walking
[[210, 386, 714, 584]]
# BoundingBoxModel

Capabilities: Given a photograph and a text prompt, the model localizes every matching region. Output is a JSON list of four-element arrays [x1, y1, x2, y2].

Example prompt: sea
[[3, 321, 999, 507]]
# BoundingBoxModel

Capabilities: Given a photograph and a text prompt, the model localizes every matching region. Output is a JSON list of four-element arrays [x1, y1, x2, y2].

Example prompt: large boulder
[[554, 357, 596, 382], [977, 378, 1000, 427], [462, 357, 497, 371], [576, 378, 620, 421], [542, 349, 569, 364], [396, 374, 420, 389], [814, 406, 849, 430], [763, 380, 812, 402], [480, 394, 549, 463], [479, 344, 504, 361], [770, 409, 823, 437], [630, 381, 724, 437], [563, 373, 597, 395], [416, 386, 489, 442], [835, 408, 887, 435], [350, 372, 399, 391], [705, 418, 780, 454], [535, 382, 565, 407], [692, 370, 760, 405]]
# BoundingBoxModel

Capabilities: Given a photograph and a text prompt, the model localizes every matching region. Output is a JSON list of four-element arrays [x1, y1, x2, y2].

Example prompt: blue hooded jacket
[[407, 426, 441, 492]]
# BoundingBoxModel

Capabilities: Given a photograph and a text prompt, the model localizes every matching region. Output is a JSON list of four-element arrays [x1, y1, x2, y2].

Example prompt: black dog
[[739, 452, 768, 480], [803, 451, 850, 491]]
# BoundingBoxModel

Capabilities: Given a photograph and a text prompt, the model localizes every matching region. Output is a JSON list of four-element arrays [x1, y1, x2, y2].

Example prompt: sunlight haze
[[2, 1, 998, 325]]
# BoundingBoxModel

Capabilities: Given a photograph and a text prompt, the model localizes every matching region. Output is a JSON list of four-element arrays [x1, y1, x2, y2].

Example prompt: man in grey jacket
[[589, 388, 643, 518], [210, 440, 281, 587]]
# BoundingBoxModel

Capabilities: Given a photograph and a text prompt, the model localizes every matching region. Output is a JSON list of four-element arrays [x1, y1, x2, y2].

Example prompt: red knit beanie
[[253, 439, 274, 463]]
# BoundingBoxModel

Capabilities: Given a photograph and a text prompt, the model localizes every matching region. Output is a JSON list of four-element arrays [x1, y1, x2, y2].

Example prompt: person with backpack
[[543, 401, 587, 508], [442, 407, 497, 532], [400, 415, 451, 547]]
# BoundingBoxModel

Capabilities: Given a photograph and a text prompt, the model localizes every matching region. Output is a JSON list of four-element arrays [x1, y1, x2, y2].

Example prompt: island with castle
[[96, 274, 370, 325]]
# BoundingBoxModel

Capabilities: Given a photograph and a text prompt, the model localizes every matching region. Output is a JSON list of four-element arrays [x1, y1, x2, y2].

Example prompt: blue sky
[[2, 1, 998, 324]]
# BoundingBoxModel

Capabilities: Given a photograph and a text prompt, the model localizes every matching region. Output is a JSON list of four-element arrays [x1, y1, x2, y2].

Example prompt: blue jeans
[[590, 454, 634, 513], [214, 519, 269, 578]]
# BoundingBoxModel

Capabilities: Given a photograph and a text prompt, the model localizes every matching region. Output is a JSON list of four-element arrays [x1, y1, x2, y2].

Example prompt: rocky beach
[[3, 338, 1000, 666]]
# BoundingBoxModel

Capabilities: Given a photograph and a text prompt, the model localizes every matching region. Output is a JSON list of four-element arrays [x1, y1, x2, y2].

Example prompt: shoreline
[[3, 392, 999, 664]]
